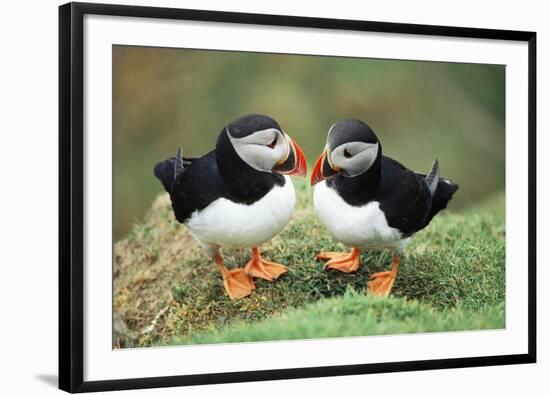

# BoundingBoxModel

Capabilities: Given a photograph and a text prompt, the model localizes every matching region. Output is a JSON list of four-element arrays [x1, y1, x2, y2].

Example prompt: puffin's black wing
[[167, 150, 226, 223], [412, 161, 459, 229], [420, 178, 459, 229], [153, 148, 197, 193], [378, 156, 434, 236], [380, 157, 459, 235], [154, 149, 224, 223]]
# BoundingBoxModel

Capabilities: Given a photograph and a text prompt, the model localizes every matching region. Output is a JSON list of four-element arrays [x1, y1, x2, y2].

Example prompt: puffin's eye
[[267, 135, 278, 149], [343, 148, 353, 158]]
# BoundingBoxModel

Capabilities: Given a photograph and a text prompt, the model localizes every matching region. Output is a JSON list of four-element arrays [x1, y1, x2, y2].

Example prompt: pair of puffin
[[154, 114, 458, 299]]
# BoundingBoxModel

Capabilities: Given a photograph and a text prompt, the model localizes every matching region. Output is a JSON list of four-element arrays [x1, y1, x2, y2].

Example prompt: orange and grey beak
[[273, 137, 307, 177], [311, 148, 339, 185]]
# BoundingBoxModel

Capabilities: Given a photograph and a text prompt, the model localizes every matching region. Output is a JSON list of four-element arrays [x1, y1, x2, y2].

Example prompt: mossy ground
[[113, 179, 505, 348]]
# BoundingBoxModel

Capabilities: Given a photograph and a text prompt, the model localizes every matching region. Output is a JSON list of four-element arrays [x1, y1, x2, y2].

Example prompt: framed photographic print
[[59, 1, 536, 392]]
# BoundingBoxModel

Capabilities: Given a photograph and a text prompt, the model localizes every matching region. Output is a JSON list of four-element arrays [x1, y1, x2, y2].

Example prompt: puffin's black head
[[311, 119, 381, 185], [220, 114, 307, 177], [226, 114, 281, 139]]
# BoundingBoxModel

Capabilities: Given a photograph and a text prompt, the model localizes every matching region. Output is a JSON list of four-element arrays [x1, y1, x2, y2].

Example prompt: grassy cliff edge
[[114, 180, 505, 348]]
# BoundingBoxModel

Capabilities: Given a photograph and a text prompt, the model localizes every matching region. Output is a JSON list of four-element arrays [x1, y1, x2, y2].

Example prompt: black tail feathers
[[423, 178, 459, 226], [153, 159, 176, 193], [425, 159, 440, 196], [153, 148, 193, 193]]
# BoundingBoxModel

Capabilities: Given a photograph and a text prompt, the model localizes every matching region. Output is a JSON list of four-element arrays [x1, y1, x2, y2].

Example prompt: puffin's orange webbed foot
[[245, 247, 288, 281], [367, 271, 396, 296], [222, 268, 255, 300], [317, 248, 361, 273], [215, 255, 255, 300], [367, 255, 399, 297]]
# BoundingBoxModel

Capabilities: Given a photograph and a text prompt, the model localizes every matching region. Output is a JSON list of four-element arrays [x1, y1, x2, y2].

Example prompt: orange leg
[[244, 247, 288, 281], [367, 255, 399, 297], [316, 248, 361, 273], [215, 255, 255, 300]]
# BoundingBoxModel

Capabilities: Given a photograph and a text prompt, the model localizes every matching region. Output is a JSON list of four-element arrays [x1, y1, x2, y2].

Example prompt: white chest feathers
[[186, 175, 296, 254], [313, 181, 409, 252]]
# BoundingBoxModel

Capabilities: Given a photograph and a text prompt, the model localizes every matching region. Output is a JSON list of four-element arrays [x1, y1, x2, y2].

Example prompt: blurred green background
[[113, 45, 505, 241]]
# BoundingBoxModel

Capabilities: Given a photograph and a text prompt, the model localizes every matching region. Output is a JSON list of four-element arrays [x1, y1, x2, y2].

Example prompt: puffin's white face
[[227, 127, 290, 172], [329, 141, 379, 177]]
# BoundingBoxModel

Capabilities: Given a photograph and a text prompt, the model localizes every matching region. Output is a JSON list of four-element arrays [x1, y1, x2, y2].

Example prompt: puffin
[[310, 119, 459, 296], [154, 114, 307, 300]]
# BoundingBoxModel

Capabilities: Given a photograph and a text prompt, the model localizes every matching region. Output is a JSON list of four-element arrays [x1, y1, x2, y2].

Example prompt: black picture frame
[[59, 2, 537, 393]]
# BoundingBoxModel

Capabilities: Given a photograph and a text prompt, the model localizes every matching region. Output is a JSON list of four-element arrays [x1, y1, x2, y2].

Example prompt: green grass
[[172, 290, 504, 345], [113, 179, 505, 348]]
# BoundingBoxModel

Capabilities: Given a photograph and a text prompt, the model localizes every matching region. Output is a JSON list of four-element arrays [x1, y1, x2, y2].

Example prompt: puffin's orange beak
[[311, 148, 339, 185], [273, 137, 307, 177]]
